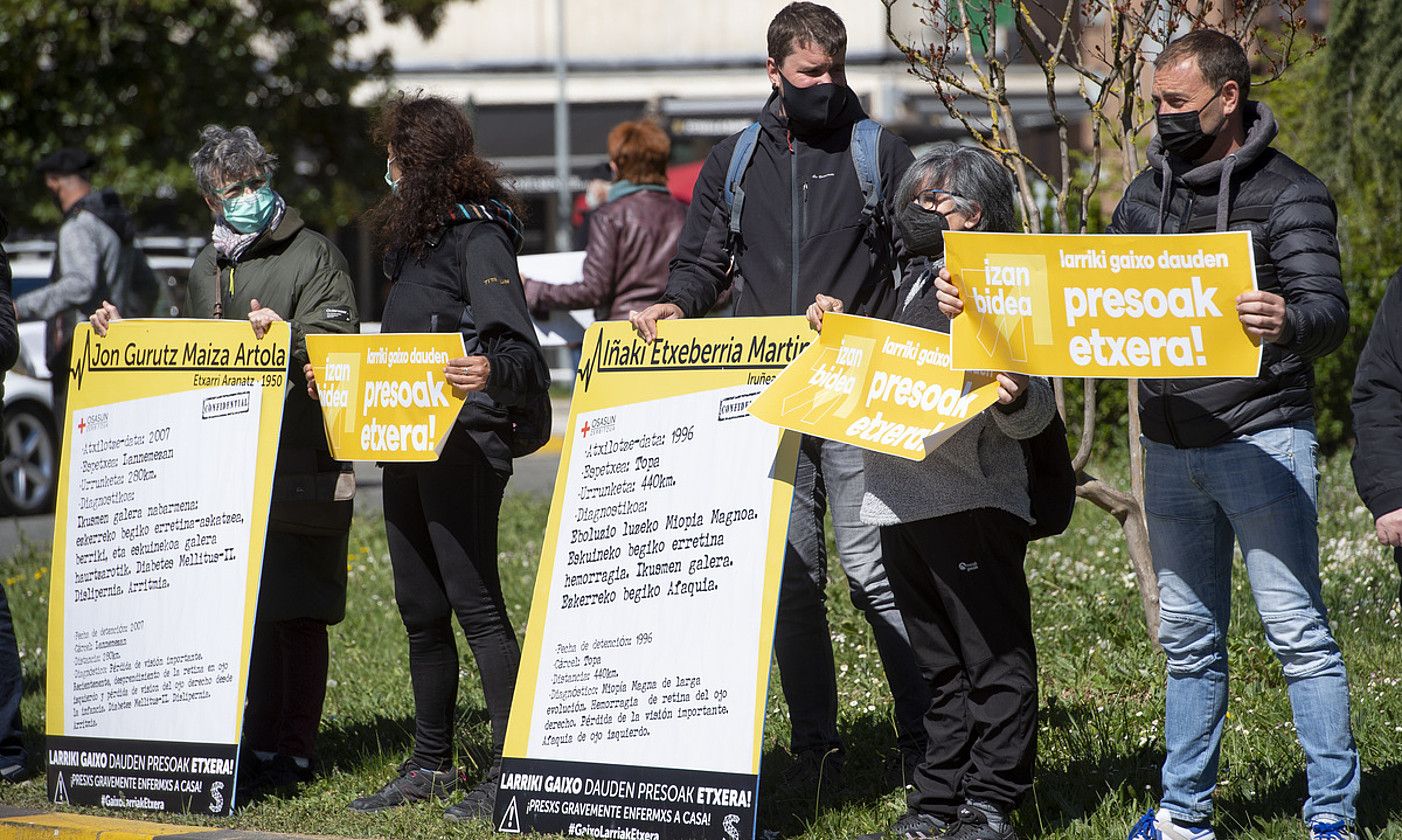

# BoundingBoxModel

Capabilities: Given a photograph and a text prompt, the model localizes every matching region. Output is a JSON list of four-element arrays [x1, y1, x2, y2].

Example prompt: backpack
[[721, 118, 886, 261], [445, 207, 552, 459], [1021, 408, 1077, 540], [506, 391, 552, 457]]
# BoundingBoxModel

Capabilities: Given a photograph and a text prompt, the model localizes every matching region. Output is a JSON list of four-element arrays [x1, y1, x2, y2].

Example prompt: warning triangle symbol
[[53, 771, 70, 805], [497, 795, 522, 833]]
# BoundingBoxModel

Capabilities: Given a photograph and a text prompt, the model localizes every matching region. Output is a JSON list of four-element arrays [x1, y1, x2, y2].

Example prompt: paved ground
[[0, 398, 570, 561]]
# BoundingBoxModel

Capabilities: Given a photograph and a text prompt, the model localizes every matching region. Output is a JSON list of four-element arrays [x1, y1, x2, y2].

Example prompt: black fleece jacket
[[380, 216, 549, 473], [1109, 102, 1348, 447], [663, 89, 914, 319], [1352, 269, 1402, 518]]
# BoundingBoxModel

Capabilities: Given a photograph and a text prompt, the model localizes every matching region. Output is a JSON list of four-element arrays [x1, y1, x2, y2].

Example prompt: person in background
[[19, 149, 155, 434], [823, 145, 1050, 840], [91, 125, 359, 798], [0, 209, 29, 784], [630, 2, 929, 795], [338, 93, 548, 823], [1351, 266, 1402, 607], [523, 120, 686, 323]]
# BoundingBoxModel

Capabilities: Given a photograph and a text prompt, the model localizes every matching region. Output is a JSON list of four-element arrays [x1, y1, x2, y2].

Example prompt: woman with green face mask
[[90, 124, 361, 801]]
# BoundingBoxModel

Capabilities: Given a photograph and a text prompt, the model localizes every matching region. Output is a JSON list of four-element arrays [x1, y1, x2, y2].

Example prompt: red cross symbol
[[580, 420, 591, 438], [77, 418, 87, 434]]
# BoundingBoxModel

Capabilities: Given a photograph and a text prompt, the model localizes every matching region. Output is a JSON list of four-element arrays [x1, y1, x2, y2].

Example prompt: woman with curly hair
[[340, 93, 549, 822]]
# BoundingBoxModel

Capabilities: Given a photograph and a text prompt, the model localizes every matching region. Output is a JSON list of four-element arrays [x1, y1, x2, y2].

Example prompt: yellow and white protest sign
[[945, 231, 1262, 378], [305, 333, 466, 461], [500, 318, 804, 840], [47, 319, 289, 815], [747, 313, 1000, 460]]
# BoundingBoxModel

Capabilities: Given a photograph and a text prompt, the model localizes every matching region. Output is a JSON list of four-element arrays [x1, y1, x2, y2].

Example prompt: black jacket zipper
[[789, 131, 800, 315], [1162, 192, 1196, 448]]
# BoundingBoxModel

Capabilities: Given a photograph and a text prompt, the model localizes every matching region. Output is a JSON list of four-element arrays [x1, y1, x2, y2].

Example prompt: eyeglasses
[[911, 189, 964, 212], [213, 176, 268, 201]]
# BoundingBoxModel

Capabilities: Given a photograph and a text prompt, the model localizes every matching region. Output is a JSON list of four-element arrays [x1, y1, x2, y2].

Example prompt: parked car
[[0, 237, 200, 516]]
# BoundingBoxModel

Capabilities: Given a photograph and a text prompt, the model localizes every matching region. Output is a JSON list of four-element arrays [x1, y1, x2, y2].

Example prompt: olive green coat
[[188, 207, 359, 624]]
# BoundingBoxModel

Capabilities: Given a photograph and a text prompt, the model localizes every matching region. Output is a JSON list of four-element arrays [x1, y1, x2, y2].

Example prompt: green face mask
[[222, 185, 277, 234]]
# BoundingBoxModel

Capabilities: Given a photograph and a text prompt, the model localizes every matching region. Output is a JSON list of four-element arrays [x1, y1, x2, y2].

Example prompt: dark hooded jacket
[[379, 203, 550, 474], [1108, 101, 1348, 447], [188, 204, 359, 623], [1351, 268, 1402, 519], [662, 89, 915, 319]]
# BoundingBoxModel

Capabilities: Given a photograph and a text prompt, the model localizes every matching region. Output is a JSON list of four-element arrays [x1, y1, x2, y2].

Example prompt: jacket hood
[[445, 199, 525, 254], [759, 85, 867, 141], [1146, 100, 1279, 233], [72, 188, 135, 243], [1147, 100, 1279, 187]]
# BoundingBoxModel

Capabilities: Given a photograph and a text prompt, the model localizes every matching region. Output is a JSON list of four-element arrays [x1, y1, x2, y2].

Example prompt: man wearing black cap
[[17, 148, 154, 431]]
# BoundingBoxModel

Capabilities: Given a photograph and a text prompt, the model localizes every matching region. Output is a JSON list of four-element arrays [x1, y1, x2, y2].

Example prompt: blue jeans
[[1143, 425, 1359, 824], [0, 585, 25, 776], [774, 435, 929, 756]]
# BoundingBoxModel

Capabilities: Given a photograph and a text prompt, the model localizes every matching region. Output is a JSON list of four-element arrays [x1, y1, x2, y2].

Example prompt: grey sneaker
[[348, 762, 460, 812], [856, 809, 951, 840], [444, 765, 500, 823], [944, 800, 1016, 840]]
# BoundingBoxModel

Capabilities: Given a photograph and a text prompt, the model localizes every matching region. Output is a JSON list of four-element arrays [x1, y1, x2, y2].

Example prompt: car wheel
[[0, 402, 58, 516]]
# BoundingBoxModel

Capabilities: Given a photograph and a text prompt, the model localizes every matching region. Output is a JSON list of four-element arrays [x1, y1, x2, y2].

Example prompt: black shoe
[[944, 801, 1016, 840], [856, 809, 951, 840], [257, 754, 314, 794], [0, 761, 33, 783], [776, 748, 845, 796], [885, 747, 924, 790], [443, 766, 500, 823], [348, 762, 460, 812]]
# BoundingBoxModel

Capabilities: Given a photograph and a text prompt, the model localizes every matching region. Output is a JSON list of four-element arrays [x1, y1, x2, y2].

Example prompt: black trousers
[[383, 451, 516, 771], [880, 508, 1037, 818], [243, 617, 330, 760]]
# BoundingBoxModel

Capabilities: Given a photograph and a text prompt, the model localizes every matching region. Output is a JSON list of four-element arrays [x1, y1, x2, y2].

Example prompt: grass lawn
[[2, 453, 1400, 838]]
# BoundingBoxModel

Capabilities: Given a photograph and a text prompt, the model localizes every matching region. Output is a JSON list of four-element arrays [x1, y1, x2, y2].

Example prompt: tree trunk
[[1075, 471, 1160, 647]]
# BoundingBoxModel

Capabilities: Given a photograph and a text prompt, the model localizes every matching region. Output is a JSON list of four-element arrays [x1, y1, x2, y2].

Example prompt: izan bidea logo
[[965, 254, 1052, 363]]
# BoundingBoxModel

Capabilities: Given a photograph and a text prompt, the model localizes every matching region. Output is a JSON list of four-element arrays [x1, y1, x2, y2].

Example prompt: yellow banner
[[46, 319, 288, 813], [305, 333, 467, 462], [946, 231, 1262, 378], [747, 313, 1000, 460], [504, 317, 803, 788]]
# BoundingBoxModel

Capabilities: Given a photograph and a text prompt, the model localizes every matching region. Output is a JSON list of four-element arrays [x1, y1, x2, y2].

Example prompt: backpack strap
[[723, 121, 763, 244], [850, 118, 884, 227]]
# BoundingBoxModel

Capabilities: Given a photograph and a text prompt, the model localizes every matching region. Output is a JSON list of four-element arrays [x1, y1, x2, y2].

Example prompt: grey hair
[[189, 125, 278, 196], [894, 142, 1017, 233]]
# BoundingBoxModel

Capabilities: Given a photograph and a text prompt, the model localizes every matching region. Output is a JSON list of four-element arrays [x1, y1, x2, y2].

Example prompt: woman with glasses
[[91, 125, 360, 797], [809, 144, 1052, 840]]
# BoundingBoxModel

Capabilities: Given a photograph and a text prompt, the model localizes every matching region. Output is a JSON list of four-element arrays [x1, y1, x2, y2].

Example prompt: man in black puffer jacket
[[1114, 31, 1360, 840]]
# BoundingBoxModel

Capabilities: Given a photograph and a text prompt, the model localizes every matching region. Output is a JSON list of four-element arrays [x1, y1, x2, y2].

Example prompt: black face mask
[[896, 202, 950, 257], [1156, 87, 1223, 161], [780, 75, 847, 134]]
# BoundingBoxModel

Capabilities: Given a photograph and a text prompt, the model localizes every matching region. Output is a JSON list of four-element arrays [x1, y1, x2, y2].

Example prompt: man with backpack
[[17, 148, 157, 435], [631, 1, 928, 796]]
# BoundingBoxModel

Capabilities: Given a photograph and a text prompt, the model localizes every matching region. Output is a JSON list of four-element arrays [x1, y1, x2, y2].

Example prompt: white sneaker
[[1126, 809, 1216, 840], [1307, 816, 1356, 840]]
